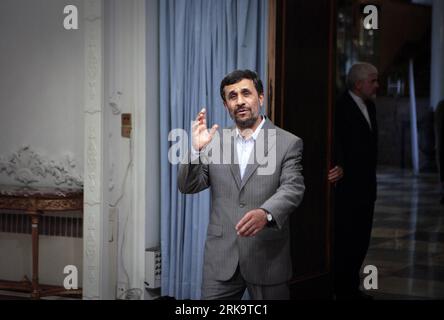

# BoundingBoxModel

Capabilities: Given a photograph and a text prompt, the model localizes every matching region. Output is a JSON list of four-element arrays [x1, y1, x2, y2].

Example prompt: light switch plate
[[121, 113, 132, 138]]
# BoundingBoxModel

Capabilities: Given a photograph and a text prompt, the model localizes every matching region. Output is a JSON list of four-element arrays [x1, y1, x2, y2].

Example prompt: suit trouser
[[201, 265, 290, 300], [333, 201, 375, 296]]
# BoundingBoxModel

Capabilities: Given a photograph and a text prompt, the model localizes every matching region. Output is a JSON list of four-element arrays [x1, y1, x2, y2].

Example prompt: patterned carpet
[[362, 167, 444, 300]]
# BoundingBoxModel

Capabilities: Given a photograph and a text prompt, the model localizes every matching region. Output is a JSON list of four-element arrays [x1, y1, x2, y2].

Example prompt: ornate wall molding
[[83, 0, 104, 300], [109, 91, 123, 115], [0, 146, 83, 187]]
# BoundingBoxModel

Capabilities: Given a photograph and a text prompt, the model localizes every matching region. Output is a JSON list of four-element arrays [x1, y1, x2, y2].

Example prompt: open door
[[268, 0, 336, 298]]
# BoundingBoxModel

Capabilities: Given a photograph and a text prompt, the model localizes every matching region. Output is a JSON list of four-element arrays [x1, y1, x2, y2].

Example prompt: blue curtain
[[159, 0, 268, 300]]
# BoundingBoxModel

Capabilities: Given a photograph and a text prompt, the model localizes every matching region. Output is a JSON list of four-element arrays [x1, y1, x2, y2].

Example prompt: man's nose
[[236, 95, 245, 106]]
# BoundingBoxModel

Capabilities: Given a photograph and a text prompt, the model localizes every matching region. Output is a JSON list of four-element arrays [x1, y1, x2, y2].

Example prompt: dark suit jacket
[[435, 100, 444, 182], [334, 91, 378, 205]]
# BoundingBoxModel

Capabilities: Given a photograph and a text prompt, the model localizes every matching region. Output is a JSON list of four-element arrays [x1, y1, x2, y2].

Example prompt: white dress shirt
[[235, 116, 266, 179], [190, 117, 266, 176], [349, 90, 372, 130]]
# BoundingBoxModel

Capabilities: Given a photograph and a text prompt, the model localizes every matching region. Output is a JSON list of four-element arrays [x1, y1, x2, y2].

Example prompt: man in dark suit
[[434, 100, 444, 204], [328, 62, 379, 300]]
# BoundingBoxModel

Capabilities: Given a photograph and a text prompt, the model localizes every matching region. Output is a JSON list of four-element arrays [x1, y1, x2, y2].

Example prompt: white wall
[[104, 0, 154, 300], [0, 0, 84, 287], [0, 0, 84, 172], [144, 0, 160, 300], [145, 0, 160, 252]]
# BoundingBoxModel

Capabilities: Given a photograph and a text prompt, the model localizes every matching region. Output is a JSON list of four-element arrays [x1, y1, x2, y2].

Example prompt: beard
[[364, 93, 377, 102], [230, 107, 259, 129], [361, 89, 377, 102]]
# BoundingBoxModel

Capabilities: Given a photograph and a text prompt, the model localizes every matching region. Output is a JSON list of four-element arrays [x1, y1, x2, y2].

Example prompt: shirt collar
[[236, 116, 266, 141], [349, 90, 366, 108]]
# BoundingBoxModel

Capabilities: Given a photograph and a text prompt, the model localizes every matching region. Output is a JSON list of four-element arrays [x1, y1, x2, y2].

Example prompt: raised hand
[[192, 108, 219, 151]]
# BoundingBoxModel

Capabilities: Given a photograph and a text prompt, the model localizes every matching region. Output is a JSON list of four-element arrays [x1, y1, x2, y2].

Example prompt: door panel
[[268, 0, 336, 299]]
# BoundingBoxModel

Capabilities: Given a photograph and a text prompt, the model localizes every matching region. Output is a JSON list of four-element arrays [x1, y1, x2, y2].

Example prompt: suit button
[[239, 203, 245, 208]]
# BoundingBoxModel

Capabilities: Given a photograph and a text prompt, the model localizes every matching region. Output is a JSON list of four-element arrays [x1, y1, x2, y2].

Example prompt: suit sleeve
[[260, 138, 305, 229], [177, 152, 210, 194]]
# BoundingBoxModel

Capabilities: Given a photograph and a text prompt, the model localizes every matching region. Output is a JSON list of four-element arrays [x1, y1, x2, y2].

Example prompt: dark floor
[[362, 167, 444, 300]]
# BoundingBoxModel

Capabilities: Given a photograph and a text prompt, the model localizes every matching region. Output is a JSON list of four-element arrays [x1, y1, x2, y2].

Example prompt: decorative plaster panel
[[0, 146, 83, 187]]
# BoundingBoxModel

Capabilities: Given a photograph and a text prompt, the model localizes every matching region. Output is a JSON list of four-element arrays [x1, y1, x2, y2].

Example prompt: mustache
[[235, 107, 251, 114]]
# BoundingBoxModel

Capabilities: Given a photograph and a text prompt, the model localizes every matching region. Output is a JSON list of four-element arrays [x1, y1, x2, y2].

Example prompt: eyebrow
[[228, 87, 251, 94]]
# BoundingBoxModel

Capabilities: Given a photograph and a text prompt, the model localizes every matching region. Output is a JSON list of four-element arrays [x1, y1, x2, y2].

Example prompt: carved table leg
[[30, 214, 40, 299]]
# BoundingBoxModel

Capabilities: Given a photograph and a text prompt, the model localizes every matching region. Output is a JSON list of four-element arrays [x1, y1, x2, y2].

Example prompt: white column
[[132, 0, 148, 300], [83, 0, 106, 299], [145, 0, 160, 262], [431, 0, 444, 110], [145, 0, 161, 300]]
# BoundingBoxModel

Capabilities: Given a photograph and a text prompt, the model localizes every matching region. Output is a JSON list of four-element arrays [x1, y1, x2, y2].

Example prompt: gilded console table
[[0, 185, 83, 299]]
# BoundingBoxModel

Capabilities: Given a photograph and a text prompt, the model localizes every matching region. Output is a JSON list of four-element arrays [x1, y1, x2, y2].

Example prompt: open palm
[[192, 108, 219, 151]]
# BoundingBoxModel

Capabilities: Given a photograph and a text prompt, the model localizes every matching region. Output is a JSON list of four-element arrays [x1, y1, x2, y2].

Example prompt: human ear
[[259, 94, 264, 107]]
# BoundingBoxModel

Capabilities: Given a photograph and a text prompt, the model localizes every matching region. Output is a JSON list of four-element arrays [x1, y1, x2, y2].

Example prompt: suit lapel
[[230, 153, 242, 191], [240, 120, 277, 190], [223, 127, 242, 190], [347, 92, 373, 133], [367, 102, 377, 134]]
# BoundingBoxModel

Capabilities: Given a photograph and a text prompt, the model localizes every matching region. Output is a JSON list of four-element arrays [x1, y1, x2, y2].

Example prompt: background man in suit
[[328, 62, 379, 300], [434, 100, 444, 204], [178, 70, 305, 300]]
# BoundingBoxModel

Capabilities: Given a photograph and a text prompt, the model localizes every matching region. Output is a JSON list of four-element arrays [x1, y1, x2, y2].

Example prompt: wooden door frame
[[267, 0, 337, 289]]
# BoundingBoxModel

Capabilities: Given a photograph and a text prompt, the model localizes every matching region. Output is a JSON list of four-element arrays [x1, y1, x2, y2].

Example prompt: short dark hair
[[220, 69, 264, 102]]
